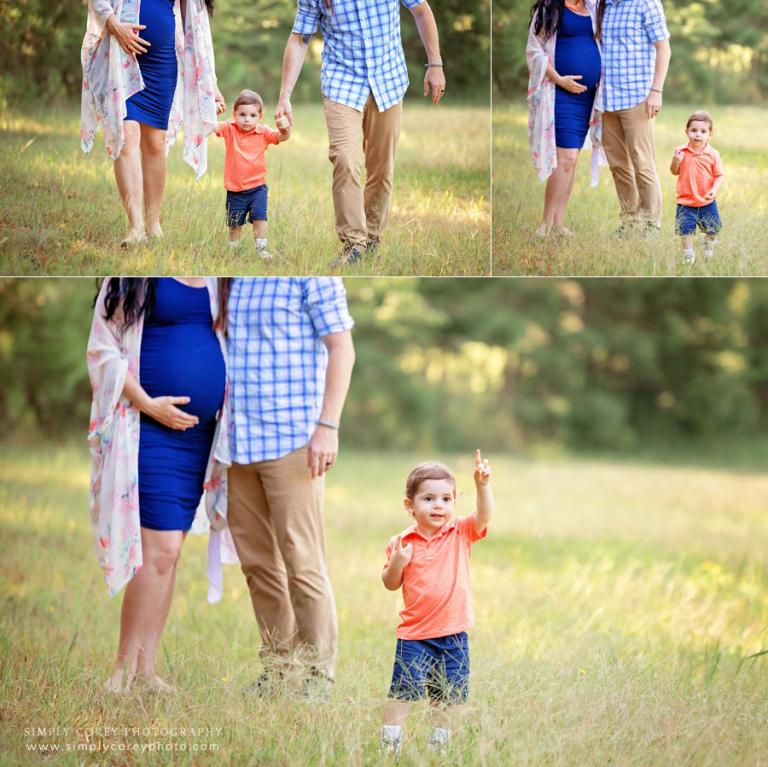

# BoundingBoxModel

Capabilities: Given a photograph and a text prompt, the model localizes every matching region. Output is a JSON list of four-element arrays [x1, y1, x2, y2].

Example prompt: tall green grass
[[2, 444, 767, 765], [493, 103, 768, 275], [0, 104, 490, 275]]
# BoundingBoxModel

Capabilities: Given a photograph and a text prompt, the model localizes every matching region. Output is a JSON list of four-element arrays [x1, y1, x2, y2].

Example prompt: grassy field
[[492, 103, 768, 276], [2, 443, 767, 765], [0, 104, 490, 276]]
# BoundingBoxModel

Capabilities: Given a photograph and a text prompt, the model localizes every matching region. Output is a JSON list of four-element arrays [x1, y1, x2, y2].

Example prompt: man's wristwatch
[[649, 87, 662, 94], [425, 62, 443, 68], [317, 419, 339, 430]]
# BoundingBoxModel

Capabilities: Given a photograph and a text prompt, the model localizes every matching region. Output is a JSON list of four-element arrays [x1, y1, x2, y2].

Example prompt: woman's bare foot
[[535, 223, 552, 237], [120, 228, 147, 248], [146, 225, 164, 240], [138, 674, 176, 693], [553, 225, 575, 238], [103, 667, 134, 694]]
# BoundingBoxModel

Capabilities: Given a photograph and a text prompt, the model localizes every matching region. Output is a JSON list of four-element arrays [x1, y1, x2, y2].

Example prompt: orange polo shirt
[[216, 120, 281, 192], [384, 515, 487, 641], [675, 142, 724, 207]]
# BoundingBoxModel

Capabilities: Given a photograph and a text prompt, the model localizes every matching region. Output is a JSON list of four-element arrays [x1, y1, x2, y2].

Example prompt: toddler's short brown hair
[[233, 89, 264, 113], [686, 110, 713, 131], [405, 462, 456, 500]]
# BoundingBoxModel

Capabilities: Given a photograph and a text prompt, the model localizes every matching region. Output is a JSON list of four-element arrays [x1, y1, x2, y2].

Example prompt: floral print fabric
[[87, 278, 231, 598], [81, 0, 219, 179], [526, 3, 605, 185]]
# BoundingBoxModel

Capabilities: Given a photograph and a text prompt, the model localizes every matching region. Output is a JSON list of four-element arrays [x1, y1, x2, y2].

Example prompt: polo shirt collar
[[399, 518, 458, 542], [233, 122, 266, 135], [683, 142, 714, 156]]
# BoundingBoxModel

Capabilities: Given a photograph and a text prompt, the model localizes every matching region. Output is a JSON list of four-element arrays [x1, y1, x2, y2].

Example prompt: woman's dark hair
[[530, 0, 565, 41], [96, 278, 231, 332], [215, 278, 232, 334], [206, 0, 215, 13], [595, 0, 606, 42], [98, 278, 155, 330]]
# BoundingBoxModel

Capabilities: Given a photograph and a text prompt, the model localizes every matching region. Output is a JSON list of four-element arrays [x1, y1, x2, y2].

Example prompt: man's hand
[[645, 89, 662, 119], [390, 535, 414, 568], [275, 94, 294, 127], [473, 448, 492, 487], [424, 66, 446, 105], [307, 423, 338, 478], [214, 87, 227, 115]]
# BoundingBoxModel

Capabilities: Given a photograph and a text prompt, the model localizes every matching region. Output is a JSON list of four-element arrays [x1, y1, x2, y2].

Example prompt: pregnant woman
[[81, 1, 226, 246], [527, 0, 603, 237], [87, 278, 230, 692]]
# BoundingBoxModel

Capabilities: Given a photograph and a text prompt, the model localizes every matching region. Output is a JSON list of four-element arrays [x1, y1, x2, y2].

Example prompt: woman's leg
[[136, 530, 187, 686], [140, 124, 169, 237], [538, 148, 580, 236], [113, 120, 144, 244], [106, 528, 184, 692]]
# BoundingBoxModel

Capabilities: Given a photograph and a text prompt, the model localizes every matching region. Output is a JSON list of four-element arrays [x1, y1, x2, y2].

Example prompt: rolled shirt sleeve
[[400, 0, 424, 9], [292, 0, 322, 36], [304, 278, 355, 338], [643, 0, 670, 43]]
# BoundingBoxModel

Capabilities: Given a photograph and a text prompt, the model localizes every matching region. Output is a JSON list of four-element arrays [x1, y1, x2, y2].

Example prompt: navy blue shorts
[[226, 185, 268, 228], [675, 201, 722, 236], [388, 632, 469, 704]]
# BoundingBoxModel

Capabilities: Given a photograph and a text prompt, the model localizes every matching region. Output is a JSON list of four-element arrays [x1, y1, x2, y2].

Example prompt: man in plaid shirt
[[275, 0, 445, 266], [599, 0, 671, 236], [226, 278, 355, 696]]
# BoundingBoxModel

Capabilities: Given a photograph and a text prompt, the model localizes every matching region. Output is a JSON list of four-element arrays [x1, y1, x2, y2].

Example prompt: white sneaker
[[256, 247, 273, 260], [428, 727, 451, 755], [704, 239, 717, 259], [682, 249, 696, 266], [381, 734, 402, 757]]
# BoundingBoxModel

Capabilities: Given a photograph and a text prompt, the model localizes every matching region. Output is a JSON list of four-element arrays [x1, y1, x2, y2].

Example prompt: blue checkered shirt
[[601, 0, 670, 112], [228, 278, 355, 464], [292, 0, 424, 112]]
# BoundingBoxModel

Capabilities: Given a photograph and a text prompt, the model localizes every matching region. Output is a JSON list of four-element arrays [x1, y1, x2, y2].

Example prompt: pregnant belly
[[555, 40, 601, 90], [140, 325, 225, 422]]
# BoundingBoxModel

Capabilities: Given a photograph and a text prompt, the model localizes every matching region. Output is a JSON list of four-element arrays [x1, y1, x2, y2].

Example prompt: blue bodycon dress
[[554, 8, 601, 149], [138, 279, 226, 531], [125, 0, 178, 130]]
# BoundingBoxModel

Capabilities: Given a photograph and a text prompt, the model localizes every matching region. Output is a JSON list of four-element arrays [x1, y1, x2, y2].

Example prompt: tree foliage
[[1, 278, 766, 453], [0, 0, 489, 106], [493, 0, 768, 103]]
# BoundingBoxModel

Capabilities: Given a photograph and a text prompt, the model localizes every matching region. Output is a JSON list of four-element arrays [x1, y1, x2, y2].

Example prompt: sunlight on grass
[[493, 102, 768, 276], [2, 443, 767, 765], [0, 105, 489, 276]]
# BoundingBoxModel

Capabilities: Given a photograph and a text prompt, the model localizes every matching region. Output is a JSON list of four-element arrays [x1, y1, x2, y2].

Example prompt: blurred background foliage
[[1, 278, 766, 455], [493, 0, 768, 104], [0, 0, 489, 107]]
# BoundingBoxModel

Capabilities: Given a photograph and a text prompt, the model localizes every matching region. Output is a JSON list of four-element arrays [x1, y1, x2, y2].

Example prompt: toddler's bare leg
[[229, 226, 244, 243], [383, 700, 411, 727], [681, 234, 694, 252], [252, 221, 267, 239]]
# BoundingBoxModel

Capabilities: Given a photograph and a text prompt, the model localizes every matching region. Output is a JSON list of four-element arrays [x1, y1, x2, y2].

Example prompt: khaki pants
[[323, 94, 402, 249], [228, 446, 337, 681], [602, 102, 662, 228]]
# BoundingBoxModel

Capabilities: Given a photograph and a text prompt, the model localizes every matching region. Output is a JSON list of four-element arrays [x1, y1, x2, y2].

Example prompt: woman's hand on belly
[[556, 74, 587, 94], [143, 396, 200, 430]]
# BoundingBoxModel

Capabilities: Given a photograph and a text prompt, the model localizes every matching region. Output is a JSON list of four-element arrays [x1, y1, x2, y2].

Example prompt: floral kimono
[[526, 3, 606, 185], [87, 278, 235, 602], [81, 0, 219, 179]]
